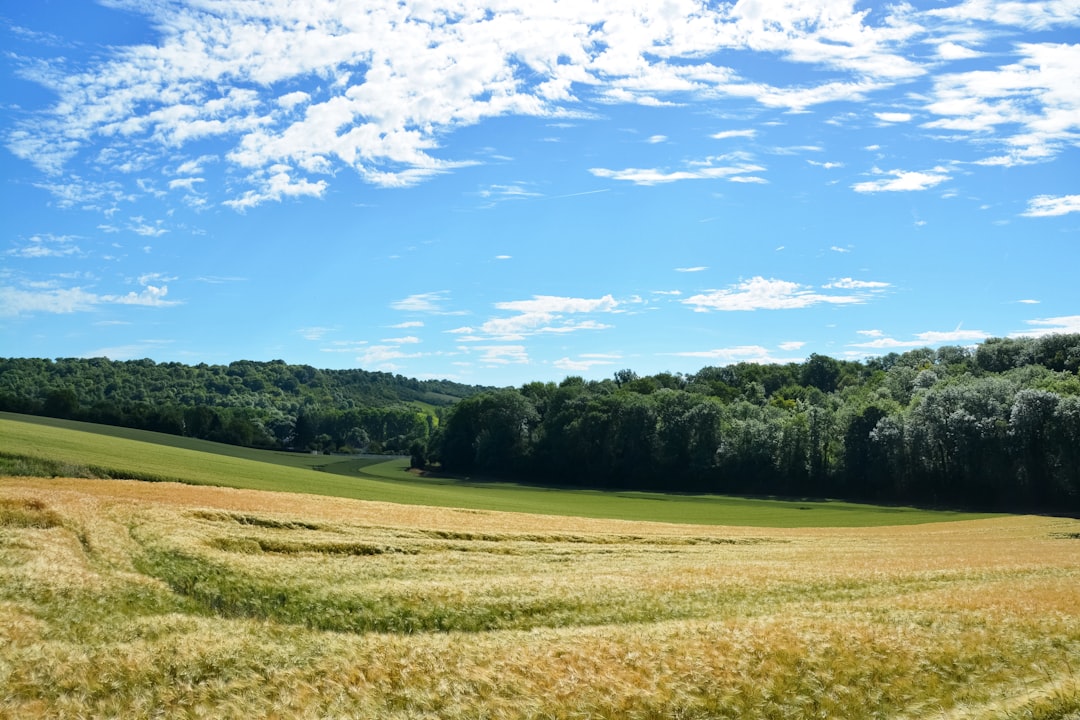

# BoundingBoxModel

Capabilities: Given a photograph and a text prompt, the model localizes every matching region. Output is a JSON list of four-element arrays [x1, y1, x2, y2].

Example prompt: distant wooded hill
[[3, 335, 1079, 513], [0, 357, 491, 453]]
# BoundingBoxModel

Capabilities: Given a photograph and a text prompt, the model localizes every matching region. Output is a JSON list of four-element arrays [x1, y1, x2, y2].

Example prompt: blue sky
[[2, 0, 1078, 386]]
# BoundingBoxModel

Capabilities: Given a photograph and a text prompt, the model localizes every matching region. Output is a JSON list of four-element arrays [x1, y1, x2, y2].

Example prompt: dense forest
[[432, 335, 1080, 513], [2, 334, 1079, 512], [0, 357, 488, 454]]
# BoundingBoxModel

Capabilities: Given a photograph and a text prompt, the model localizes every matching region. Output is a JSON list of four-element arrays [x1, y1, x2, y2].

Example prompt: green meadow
[[0, 412, 991, 527]]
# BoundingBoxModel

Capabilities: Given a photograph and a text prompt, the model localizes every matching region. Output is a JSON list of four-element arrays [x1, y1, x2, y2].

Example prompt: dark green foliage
[[0, 356, 489, 453], [0, 451, 104, 480], [432, 335, 1080, 512], [4, 336, 1080, 513]]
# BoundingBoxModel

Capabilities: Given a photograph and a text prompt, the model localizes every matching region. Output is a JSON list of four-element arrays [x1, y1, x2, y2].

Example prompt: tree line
[[0, 357, 484, 453], [429, 335, 1080, 512], [3, 336, 1078, 512]]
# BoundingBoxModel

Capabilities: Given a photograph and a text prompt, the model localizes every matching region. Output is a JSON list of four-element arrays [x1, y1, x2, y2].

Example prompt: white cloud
[[874, 111, 912, 123], [390, 320, 425, 329], [466, 345, 530, 365], [0, 282, 179, 315], [554, 353, 622, 372], [675, 266, 708, 273], [683, 276, 882, 312], [320, 341, 369, 353], [7, 234, 83, 259], [277, 91, 311, 109], [137, 272, 177, 286], [1012, 315, 1080, 337], [646, 135, 667, 144], [778, 341, 806, 351], [495, 295, 619, 315], [923, 42, 1080, 166], [850, 327, 990, 348], [0, 286, 100, 316], [391, 291, 456, 314], [176, 156, 215, 175], [6, 0, 934, 205], [223, 167, 328, 210], [382, 335, 421, 344], [665, 345, 802, 365], [824, 277, 890, 290], [591, 155, 766, 186], [852, 167, 951, 193], [478, 185, 542, 203], [168, 177, 204, 191], [454, 294, 621, 342], [105, 285, 179, 307], [80, 340, 172, 361], [927, 1, 1080, 31], [128, 218, 169, 237], [711, 129, 757, 140], [357, 345, 424, 367], [31, 177, 132, 210], [1022, 194, 1080, 217], [936, 41, 984, 60]]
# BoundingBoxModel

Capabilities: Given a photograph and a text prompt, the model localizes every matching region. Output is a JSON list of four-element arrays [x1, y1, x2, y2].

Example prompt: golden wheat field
[[1, 476, 1078, 719]]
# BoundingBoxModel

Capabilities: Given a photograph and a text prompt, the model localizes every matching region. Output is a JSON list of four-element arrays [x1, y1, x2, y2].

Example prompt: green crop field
[[0, 413, 992, 527]]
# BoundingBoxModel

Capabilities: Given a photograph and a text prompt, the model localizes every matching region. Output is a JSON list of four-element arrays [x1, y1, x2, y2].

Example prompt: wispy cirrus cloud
[[664, 345, 804, 365], [824, 278, 890, 290], [852, 167, 952, 193], [554, 353, 623, 372], [7, 234, 84, 259], [80, 340, 173, 361], [461, 344, 530, 366], [391, 291, 462, 314], [926, 0, 1080, 31], [711, 129, 757, 140], [590, 154, 766, 186], [1012, 314, 1080, 337], [1022, 194, 1080, 217], [683, 276, 887, 312], [0, 281, 179, 316], [357, 345, 424, 370], [452, 294, 620, 342], [849, 327, 990, 348]]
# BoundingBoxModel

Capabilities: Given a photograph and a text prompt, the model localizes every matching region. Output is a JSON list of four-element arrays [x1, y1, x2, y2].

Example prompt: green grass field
[[0, 412, 993, 527]]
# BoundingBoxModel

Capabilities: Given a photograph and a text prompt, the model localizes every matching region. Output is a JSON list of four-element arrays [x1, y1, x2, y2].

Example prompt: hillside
[[0, 356, 492, 452]]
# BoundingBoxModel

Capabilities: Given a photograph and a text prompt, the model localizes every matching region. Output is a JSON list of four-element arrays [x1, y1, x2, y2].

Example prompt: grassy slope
[[0, 412, 994, 527]]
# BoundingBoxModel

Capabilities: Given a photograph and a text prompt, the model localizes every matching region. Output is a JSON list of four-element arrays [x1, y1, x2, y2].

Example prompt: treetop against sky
[[1, 0, 1078, 385]]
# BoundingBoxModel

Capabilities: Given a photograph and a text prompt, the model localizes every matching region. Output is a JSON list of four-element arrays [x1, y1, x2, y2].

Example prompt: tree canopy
[[3, 334, 1079, 512], [429, 335, 1080, 513]]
